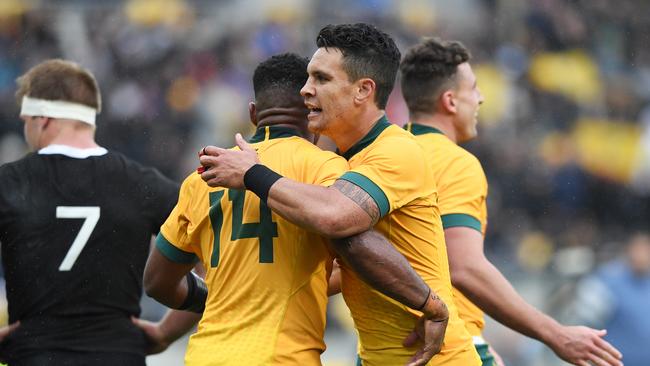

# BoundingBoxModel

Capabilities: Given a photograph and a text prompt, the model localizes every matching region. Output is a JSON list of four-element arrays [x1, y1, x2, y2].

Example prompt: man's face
[[301, 48, 356, 137], [628, 235, 650, 275], [20, 115, 44, 151], [452, 62, 483, 143]]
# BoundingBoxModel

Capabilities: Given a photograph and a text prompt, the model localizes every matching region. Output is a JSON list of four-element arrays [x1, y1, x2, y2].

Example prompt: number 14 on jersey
[[208, 189, 278, 268]]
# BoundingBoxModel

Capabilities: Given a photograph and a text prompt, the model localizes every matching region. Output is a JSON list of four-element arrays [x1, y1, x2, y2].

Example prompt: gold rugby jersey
[[157, 126, 348, 366], [406, 122, 488, 337], [338, 116, 480, 366]]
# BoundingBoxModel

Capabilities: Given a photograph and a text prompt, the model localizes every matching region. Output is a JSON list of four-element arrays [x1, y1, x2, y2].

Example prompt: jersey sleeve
[[156, 174, 201, 264], [338, 136, 429, 218], [438, 155, 487, 233]]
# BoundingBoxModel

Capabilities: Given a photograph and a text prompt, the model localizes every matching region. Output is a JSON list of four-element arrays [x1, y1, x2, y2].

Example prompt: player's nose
[[301, 79, 315, 98]]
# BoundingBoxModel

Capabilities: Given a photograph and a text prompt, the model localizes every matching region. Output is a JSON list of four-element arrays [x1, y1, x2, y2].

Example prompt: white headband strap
[[20, 96, 97, 125]]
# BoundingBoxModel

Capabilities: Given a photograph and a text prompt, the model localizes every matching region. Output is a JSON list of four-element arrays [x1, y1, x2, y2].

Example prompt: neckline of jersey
[[248, 125, 302, 143], [404, 122, 444, 136], [338, 115, 391, 160], [38, 144, 108, 159]]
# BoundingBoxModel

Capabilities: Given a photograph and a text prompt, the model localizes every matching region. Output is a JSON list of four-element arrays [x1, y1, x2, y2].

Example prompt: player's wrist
[[243, 164, 283, 204], [537, 318, 564, 346], [419, 290, 449, 322], [177, 272, 207, 313]]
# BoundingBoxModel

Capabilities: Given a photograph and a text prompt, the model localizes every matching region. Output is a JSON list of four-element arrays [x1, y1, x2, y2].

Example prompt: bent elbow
[[143, 279, 158, 300], [314, 207, 370, 238], [317, 216, 358, 238], [143, 269, 164, 301], [449, 265, 473, 291]]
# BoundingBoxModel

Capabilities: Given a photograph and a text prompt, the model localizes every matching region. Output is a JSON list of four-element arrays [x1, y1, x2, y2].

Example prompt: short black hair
[[253, 53, 309, 110], [316, 23, 400, 109], [400, 37, 470, 115]]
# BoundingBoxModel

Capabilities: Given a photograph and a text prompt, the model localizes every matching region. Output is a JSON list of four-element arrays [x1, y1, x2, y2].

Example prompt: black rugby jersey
[[0, 145, 179, 360]]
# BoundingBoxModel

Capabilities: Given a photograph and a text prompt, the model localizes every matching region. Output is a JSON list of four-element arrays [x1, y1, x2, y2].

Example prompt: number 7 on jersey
[[56, 206, 101, 271]]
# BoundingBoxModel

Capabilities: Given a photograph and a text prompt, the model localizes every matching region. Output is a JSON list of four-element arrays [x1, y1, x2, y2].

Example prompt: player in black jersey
[[0, 59, 181, 365]]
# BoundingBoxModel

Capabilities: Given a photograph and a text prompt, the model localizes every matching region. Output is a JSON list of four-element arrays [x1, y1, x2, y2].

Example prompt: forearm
[[266, 179, 367, 238], [145, 273, 188, 309], [454, 258, 560, 343], [157, 309, 202, 343], [330, 230, 432, 311]]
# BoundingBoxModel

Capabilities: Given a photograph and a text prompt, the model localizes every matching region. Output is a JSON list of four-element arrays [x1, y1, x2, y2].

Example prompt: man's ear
[[354, 78, 376, 106], [248, 102, 258, 126], [39, 116, 52, 131], [439, 90, 457, 114]]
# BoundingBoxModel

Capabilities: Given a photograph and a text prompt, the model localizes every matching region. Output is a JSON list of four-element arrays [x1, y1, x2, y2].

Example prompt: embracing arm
[[331, 229, 449, 366], [331, 229, 442, 314], [199, 137, 374, 238], [446, 227, 622, 366], [264, 179, 377, 238]]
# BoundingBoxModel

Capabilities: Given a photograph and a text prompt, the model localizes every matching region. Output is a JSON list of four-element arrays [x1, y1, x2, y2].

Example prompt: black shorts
[[9, 351, 145, 366]]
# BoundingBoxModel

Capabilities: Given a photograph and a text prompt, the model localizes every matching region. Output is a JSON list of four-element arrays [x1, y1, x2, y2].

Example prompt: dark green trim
[[339, 171, 390, 218], [441, 213, 482, 232], [155, 233, 199, 264], [209, 190, 225, 267], [475, 343, 497, 366], [338, 115, 391, 160], [227, 189, 278, 263], [248, 126, 301, 143], [404, 122, 444, 136], [355, 355, 362, 366]]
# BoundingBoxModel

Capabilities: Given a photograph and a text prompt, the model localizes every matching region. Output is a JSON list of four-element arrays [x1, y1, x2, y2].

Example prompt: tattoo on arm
[[333, 180, 380, 225]]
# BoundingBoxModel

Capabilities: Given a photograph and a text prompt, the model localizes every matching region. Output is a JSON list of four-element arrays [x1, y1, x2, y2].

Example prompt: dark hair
[[316, 23, 400, 109], [16, 59, 101, 111], [400, 37, 470, 115], [253, 53, 309, 110]]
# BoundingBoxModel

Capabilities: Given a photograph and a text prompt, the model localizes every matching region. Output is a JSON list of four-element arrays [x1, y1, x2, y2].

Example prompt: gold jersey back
[[157, 126, 349, 366]]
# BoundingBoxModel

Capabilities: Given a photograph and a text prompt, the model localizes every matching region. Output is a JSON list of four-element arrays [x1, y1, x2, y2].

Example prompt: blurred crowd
[[0, 0, 648, 364]]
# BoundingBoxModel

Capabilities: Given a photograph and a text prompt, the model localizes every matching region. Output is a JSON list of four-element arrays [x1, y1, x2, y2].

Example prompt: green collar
[[249, 125, 302, 143], [338, 115, 391, 160], [404, 122, 444, 136]]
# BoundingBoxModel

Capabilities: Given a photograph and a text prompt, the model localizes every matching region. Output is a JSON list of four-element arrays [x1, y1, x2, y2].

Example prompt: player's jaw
[[454, 108, 479, 143]]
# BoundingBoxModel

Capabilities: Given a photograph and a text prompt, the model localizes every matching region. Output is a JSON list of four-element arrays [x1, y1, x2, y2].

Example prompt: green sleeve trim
[[441, 213, 482, 233], [155, 233, 199, 264], [339, 171, 390, 218]]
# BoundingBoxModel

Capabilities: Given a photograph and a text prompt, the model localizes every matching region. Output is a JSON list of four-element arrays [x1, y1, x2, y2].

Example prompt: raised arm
[[446, 227, 622, 366], [198, 137, 376, 238]]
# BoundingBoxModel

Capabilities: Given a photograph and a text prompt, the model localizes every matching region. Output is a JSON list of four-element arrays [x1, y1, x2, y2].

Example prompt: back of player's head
[[400, 38, 470, 115], [15, 59, 101, 112], [253, 53, 309, 110], [316, 23, 400, 109]]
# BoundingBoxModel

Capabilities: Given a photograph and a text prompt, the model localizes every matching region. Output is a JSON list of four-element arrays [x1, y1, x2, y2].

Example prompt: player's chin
[[461, 128, 478, 142], [469, 127, 478, 139], [307, 119, 325, 134]]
